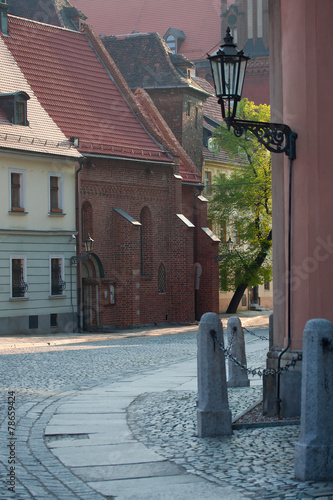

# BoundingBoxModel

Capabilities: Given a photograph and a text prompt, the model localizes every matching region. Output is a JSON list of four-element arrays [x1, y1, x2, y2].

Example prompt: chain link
[[243, 326, 269, 341], [219, 326, 302, 377]]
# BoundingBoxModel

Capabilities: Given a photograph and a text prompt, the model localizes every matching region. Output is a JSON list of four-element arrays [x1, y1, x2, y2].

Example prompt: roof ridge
[[8, 13, 78, 33]]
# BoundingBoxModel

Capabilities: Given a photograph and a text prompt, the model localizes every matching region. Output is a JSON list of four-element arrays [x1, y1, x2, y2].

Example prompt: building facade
[[0, 29, 81, 334], [2, 12, 219, 331]]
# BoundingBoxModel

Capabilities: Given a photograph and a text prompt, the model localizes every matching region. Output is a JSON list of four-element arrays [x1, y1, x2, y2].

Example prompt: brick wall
[[148, 88, 204, 169], [78, 157, 217, 328]]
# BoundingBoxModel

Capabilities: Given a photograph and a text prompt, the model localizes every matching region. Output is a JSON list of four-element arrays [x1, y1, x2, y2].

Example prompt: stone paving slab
[[88, 473, 251, 500], [71, 460, 184, 481], [52, 442, 164, 467]]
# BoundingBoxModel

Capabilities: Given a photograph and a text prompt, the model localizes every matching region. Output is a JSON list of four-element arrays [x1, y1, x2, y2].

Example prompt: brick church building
[[1, 11, 219, 330]]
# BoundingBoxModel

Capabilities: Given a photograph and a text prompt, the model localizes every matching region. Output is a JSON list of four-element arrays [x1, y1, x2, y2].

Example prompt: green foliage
[[209, 99, 272, 292]]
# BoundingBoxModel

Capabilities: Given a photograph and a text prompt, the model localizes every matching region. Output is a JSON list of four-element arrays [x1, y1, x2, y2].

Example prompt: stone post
[[227, 316, 250, 388], [295, 318, 333, 481], [197, 312, 232, 437]]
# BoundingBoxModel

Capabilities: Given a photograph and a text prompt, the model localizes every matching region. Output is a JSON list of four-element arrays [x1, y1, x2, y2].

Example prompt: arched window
[[140, 207, 153, 276], [166, 34, 176, 54], [158, 263, 166, 293], [81, 201, 93, 241]]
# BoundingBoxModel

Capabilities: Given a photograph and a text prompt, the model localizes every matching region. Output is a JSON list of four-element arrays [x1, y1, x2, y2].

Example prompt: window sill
[[8, 210, 28, 215], [49, 294, 67, 299], [9, 297, 29, 301], [49, 212, 66, 217]]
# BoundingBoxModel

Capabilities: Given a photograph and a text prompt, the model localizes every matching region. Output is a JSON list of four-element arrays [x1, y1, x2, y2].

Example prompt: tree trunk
[[226, 230, 272, 314], [226, 282, 248, 313]]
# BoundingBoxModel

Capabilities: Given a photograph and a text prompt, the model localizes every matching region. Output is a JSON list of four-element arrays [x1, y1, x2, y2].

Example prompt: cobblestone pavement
[[1, 314, 333, 499]]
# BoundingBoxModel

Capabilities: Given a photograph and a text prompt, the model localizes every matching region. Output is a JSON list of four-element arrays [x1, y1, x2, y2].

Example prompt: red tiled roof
[[72, 0, 222, 61], [0, 36, 81, 158], [102, 32, 207, 96], [3, 16, 174, 163]]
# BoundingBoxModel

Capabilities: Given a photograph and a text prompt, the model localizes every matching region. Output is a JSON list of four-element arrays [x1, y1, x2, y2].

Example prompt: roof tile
[[3, 16, 173, 163], [72, 0, 222, 61]]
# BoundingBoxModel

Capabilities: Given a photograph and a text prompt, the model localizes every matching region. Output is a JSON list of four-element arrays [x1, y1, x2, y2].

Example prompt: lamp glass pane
[[210, 57, 223, 96], [237, 58, 248, 97], [222, 57, 238, 97]]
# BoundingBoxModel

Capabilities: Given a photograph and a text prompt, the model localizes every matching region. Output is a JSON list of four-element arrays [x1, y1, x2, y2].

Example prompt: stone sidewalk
[[44, 358, 249, 499], [2, 312, 333, 499]]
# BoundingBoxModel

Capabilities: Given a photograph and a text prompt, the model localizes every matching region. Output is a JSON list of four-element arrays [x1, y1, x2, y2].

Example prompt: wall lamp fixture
[[70, 234, 94, 265], [207, 28, 297, 159], [209, 29, 298, 417]]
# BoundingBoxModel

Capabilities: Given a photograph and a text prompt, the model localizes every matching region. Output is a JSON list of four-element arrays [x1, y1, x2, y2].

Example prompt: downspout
[[276, 135, 297, 417], [75, 158, 85, 332], [194, 184, 205, 321]]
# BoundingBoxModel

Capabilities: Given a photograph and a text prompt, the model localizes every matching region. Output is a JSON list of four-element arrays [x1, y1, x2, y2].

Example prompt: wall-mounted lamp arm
[[225, 118, 298, 160]]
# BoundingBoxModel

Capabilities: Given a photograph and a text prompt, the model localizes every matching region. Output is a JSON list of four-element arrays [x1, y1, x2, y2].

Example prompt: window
[[195, 107, 198, 129], [204, 171, 212, 196], [50, 313, 58, 327], [166, 34, 176, 54], [264, 281, 270, 291], [50, 257, 66, 296], [10, 256, 28, 298], [0, 91, 30, 126], [15, 102, 25, 125], [10, 170, 25, 212], [140, 207, 153, 277], [187, 101, 191, 116], [82, 201, 93, 241], [49, 174, 63, 213], [158, 263, 166, 293]]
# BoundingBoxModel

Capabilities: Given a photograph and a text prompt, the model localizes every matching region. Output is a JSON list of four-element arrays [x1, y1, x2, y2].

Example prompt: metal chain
[[243, 326, 269, 341], [218, 330, 302, 377]]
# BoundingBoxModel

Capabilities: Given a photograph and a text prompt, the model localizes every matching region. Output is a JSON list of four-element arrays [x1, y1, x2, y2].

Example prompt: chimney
[[0, 0, 8, 36]]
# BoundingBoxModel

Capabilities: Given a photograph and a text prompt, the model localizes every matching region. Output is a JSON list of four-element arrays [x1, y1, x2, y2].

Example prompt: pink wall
[[270, 0, 333, 350]]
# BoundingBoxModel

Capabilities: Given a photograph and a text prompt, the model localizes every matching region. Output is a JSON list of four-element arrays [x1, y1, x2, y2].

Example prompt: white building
[[0, 35, 82, 334]]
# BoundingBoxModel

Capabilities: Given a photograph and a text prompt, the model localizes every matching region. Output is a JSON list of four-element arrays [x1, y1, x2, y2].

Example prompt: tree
[[209, 99, 272, 313]]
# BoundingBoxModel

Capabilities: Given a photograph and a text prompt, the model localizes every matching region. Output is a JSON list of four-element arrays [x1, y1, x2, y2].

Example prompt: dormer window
[[166, 34, 176, 54], [0, 91, 30, 126], [164, 28, 186, 55]]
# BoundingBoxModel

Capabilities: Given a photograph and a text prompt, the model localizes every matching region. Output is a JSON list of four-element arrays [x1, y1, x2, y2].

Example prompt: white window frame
[[48, 173, 64, 214], [49, 255, 65, 296], [9, 169, 26, 212], [10, 255, 28, 299]]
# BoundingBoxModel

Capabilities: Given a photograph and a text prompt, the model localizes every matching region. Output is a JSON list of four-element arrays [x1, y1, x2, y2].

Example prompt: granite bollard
[[295, 318, 333, 481], [197, 312, 232, 437], [227, 316, 250, 388]]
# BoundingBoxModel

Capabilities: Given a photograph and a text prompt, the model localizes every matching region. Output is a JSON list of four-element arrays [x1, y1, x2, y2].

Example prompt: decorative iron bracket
[[226, 119, 298, 160], [70, 253, 90, 265]]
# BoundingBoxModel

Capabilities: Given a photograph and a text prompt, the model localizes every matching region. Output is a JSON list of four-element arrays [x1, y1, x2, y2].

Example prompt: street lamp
[[70, 234, 94, 264], [214, 237, 235, 262], [209, 30, 298, 416], [208, 28, 297, 159]]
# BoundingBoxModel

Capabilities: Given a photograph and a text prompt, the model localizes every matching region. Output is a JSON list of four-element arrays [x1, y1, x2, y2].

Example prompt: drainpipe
[[194, 184, 205, 321], [276, 153, 295, 417], [75, 158, 85, 332]]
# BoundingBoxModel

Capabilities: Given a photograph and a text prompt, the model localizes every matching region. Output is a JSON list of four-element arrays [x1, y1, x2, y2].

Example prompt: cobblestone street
[[1, 314, 333, 499]]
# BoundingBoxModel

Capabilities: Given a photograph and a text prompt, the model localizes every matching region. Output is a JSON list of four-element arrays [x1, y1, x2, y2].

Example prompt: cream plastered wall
[[0, 151, 76, 232]]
